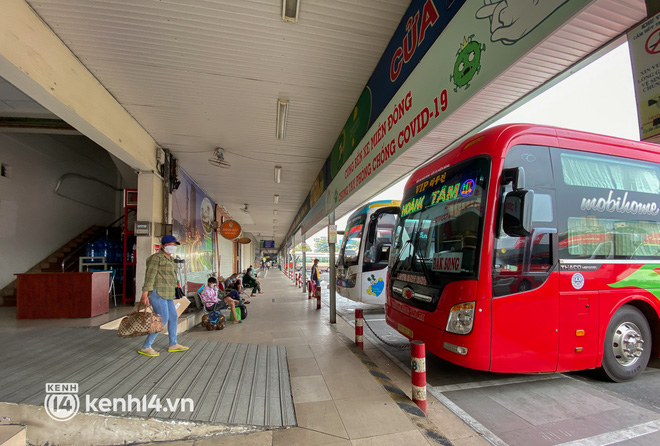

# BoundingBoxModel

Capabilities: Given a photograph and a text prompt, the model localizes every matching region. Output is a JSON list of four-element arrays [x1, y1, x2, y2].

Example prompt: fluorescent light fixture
[[274, 165, 282, 183], [276, 99, 288, 139], [274, 194, 280, 204], [273, 219, 278, 223], [282, 0, 300, 22], [273, 210, 278, 215]]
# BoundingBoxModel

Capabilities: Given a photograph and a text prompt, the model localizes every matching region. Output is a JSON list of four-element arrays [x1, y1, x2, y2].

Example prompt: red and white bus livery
[[386, 124, 660, 381]]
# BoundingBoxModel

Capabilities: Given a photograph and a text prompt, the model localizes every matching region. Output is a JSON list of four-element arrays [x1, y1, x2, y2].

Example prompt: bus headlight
[[446, 302, 475, 334], [347, 273, 357, 288]]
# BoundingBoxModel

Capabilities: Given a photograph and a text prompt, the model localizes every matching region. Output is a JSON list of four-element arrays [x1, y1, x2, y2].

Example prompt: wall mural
[[172, 168, 214, 284]]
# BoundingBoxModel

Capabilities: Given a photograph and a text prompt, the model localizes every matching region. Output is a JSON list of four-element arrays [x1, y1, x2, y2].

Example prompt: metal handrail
[[61, 229, 105, 272], [60, 215, 128, 272], [54, 173, 122, 213]]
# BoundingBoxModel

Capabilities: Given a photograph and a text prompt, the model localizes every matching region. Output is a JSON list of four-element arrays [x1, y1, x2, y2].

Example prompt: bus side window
[[494, 144, 556, 297], [529, 232, 553, 272]]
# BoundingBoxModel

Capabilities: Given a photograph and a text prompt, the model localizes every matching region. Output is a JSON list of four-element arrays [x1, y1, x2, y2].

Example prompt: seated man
[[242, 267, 263, 297]]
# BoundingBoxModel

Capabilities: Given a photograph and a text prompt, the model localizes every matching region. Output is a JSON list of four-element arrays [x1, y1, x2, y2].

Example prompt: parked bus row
[[384, 123, 660, 382], [327, 124, 660, 382]]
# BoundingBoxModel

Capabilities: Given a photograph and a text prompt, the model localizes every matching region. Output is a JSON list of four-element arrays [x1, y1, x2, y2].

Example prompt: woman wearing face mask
[[138, 235, 189, 357]]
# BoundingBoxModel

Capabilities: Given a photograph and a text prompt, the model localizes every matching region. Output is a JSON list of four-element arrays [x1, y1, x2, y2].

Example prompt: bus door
[[492, 228, 559, 372], [362, 208, 398, 302], [491, 146, 559, 372]]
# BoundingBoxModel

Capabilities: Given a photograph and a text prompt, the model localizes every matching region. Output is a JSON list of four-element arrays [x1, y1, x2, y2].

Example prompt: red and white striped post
[[355, 309, 364, 350], [411, 340, 427, 414], [298, 273, 302, 289], [315, 286, 321, 310], [308, 281, 313, 299]]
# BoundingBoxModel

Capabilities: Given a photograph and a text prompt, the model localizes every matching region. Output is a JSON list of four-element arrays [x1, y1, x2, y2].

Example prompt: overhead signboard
[[219, 220, 241, 240], [325, 0, 585, 214], [261, 240, 275, 249], [328, 0, 468, 181], [628, 11, 660, 141]]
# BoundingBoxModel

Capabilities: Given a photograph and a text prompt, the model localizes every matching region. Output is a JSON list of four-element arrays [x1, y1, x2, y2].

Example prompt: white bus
[[336, 200, 400, 305]]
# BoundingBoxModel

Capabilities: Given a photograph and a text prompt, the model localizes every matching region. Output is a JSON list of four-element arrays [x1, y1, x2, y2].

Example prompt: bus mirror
[[503, 189, 534, 237], [502, 167, 526, 190]]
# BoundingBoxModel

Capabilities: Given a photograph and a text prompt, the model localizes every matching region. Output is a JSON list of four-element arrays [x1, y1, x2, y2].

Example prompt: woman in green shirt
[[138, 235, 189, 357]]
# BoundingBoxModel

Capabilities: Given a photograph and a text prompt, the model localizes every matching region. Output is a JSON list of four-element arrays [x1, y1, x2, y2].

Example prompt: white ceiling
[[1, 0, 648, 250]]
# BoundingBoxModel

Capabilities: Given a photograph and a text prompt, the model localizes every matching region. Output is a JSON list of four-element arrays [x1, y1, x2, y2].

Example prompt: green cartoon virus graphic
[[450, 35, 485, 92]]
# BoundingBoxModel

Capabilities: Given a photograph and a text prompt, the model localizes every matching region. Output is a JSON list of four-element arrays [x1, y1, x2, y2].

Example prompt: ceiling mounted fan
[[241, 203, 250, 214], [208, 147, 231, 168]]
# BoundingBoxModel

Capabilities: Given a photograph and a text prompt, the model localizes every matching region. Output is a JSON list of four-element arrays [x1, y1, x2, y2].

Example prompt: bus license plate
[[398, 323, 413, 338]]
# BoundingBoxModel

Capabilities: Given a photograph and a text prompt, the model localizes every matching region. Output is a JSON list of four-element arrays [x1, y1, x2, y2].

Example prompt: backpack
[[239, 304, 247, 320], [206, 311, 225, 330]]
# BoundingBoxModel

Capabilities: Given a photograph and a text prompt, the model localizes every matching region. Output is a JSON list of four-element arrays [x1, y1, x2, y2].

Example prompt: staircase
[[0, 226, 101, 306]]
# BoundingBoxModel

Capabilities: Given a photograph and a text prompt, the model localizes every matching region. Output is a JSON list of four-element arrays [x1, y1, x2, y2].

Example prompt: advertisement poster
[[172, 168, 214, 284], [327, 0, 468, 180], [325, 0, 582, 214], [628, 11, 660, 141]]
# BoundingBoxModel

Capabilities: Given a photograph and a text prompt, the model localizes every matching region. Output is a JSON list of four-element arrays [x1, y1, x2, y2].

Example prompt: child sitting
[[200, 277, 244, 324], [199, 277, 224, 311]]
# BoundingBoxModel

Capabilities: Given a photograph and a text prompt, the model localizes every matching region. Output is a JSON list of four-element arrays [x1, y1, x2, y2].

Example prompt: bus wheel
[[600, 306, 651, 382]]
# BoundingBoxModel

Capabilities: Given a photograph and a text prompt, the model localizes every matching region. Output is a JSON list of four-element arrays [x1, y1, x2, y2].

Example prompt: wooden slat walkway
[[0, 327, 296, 427]]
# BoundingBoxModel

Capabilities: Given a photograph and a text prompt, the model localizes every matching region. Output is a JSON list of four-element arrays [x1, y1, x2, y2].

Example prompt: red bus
[[386, 124, 660, 381]]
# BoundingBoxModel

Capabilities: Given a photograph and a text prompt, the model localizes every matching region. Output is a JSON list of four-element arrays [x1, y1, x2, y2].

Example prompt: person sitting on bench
[[199, 277, 225, 311], [242, 267, 263, 296], [200, 277, 244, 322], [224, 273, 243, 294]]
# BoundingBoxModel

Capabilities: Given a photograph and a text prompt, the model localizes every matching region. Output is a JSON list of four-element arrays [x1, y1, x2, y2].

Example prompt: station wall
[[0, 132, 125, 289]]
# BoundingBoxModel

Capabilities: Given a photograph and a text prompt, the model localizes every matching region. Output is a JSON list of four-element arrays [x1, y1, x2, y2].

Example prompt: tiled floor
[[0, 270, 487, 445], [182, 270, 486, 445]]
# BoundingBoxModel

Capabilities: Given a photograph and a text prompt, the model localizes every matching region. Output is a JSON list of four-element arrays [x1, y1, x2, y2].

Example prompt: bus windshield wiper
[[392, 238, 413, 273], [413, 245, 432, 285]]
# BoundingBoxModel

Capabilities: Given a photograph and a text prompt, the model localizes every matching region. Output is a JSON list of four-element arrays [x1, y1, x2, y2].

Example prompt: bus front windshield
[[337, 215, 365, 268], [391, 158, 489, 282]]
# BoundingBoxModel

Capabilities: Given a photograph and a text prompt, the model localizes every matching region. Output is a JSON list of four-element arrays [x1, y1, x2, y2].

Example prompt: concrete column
[[292, 234, 297, 275], [135, 172, 165, 298], [301, 234, 307, 292], [329, 211, 336, 324]]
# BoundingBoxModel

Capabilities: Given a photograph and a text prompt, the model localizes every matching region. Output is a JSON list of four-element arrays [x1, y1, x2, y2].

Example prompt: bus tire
[[599, 305, 651, 382]]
